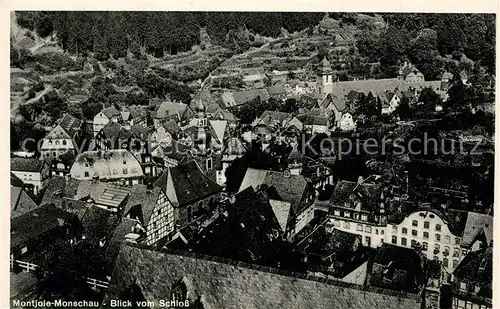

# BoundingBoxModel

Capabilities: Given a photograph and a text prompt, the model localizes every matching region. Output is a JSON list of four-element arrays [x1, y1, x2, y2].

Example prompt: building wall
[[328, 209, 463, 272], [11, 169, 48, 195], [146, 191, 175, 246], [386, 211, 462, 272], [93, 113, 111, 136]]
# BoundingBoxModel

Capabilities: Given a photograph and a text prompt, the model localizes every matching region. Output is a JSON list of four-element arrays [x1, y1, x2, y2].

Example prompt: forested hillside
[[14, 12, 324, 57]]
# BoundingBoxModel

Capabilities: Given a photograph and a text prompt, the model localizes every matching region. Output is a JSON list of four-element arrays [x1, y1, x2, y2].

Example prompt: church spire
[[195, 93, 208, 154]]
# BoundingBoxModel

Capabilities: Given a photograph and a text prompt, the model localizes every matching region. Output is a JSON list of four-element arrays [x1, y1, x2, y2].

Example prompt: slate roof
[[11, 158, 46, 173], [320, 94, 348, 112], [123, 185, 163, 226], [154, 161, 222, 207], [453, 247, 492, 299], [99, 121, 133, 143], [267, 85, 287, 96], [155, 101, 190, 119], [163, 119, 181, 136], [330, 180, 382, 213], [326, 78, 440, 100], [106, 244, 422, 309], [56, 113, 82, 138], [239, 168, 310, 214], [101, 106, 121, 119], [460, 212, 493, 248], [221, 89, 270, 107], [11, 186, 38, 218], [303, 115, 329, 126], [11, 204, 76, 248], [10, 173, 24, 187]]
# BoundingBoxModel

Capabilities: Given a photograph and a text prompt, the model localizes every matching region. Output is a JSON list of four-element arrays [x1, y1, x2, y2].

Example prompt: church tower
[[317, 57, 334, 99], [194, 98, 209, 154]]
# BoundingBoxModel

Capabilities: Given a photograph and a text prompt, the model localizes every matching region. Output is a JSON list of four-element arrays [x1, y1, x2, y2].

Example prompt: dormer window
[[460, 282, 467, 292]]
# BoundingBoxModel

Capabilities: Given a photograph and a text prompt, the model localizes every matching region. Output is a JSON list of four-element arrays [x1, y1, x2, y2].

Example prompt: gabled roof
[[55, 113, 82, 138], [460, 212, 493, 248], [11, 158, 47, 173], [11, 204, 76, 248], [154, 161, 222, 207], [10, 173, 24, 187], [155, 101, 190, 119], [99, 121, 133, 142], [11, 186, 38, 218], [209, 120, 228, 143], [453, 247, 492, 297], [239, 168, 310, 214], [320, 94, 348, 112], [123, 185, 164, 226], [101, 106, 121, 119], [330, 180, 382, 213], [303, 115, 328, 126], [269, 199, 291, 232], [106, 244, 422, 309]]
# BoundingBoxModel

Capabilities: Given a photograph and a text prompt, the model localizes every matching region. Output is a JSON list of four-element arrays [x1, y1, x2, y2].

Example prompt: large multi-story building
[[320, 179, 492, 274]]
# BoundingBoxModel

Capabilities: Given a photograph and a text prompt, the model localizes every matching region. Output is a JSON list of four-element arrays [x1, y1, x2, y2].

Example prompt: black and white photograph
[[8, 8, 495, 309]]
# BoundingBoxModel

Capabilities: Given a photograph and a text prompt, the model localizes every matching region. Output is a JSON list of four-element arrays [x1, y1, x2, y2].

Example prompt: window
[[454, 248, 460, 257], [436, 224, 442, 231], [158, 209, 161, 216], [343, 211, 351, 218], [401, 237, 407, 246], [334, 210, 340, 216], [412, 230, 418, 237], [206, 158, 212, 170], [455, 237, 461, 245], [55, 140, 60, 145], [424, 221, 430, 229], [391, 236, 397, 244], [412, 220, 418, 227], [445, 235, 450, 243], [423, 231, 429, 239], [354, 213, 359, 220], [392, 225, 397, 233], [123, 160, 127, 164], [62, 140, 67, 145], [84, 171, 89, 177], [402, 228, 408, 235], [434, 244, 440, 250], [344, 222, 350, 229], [364, 226, 372, 233], [436, 234, 441, 241], [453, 260, 459, 268], [356, 224, 363, 232], [381, 229, 384, 235], [123, 168, 128, 175], [361, 214, 368, 221], [365, 236, 371, 246], [443, 258, 449, 268], [411, 239, 417, 247], [460, 282, 467, 292], [333, 220, 340, 227], [21, 246, 28, 254], [422, 242, 428, 251], [375, 229, 379, 235]]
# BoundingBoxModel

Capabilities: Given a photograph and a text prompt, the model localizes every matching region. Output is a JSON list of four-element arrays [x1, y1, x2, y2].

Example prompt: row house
[[11, 158, 50, 196], [40, 113, 83, 160], [121, 105, 148, 130]]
